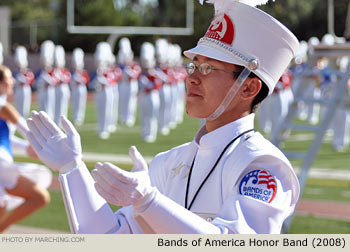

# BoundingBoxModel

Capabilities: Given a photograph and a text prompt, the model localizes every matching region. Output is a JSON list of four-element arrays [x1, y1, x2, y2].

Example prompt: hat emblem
[[204, 13, 234, 45]]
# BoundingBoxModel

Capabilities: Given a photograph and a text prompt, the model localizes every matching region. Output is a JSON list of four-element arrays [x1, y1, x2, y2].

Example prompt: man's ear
[[241, 77, 262, 100]]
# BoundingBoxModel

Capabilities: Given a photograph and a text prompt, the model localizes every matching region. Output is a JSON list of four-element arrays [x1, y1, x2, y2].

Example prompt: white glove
[[26, 111, 83, 173], [92, 146, 152, 207]]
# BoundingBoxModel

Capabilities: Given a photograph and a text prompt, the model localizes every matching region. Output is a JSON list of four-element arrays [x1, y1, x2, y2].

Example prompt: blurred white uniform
[[109, 64, 123, 133], [332, 55, 350, 152], [54, 45, 71, 125], [155, 39, 171, 135], [71, 48, 90, 126], [117, 38, 141, 127], [13, 46, 34, 119], [172, 44, 187, 125], [92, 42, 116, 139], [270, 70, 293, 140], [138, 42, 160, 143], [36, 40, 57, 119]]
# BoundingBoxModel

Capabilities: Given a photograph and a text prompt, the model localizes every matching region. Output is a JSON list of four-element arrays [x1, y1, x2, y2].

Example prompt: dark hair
[[0, 65, 10, 82], [233, 66, 269, 113]]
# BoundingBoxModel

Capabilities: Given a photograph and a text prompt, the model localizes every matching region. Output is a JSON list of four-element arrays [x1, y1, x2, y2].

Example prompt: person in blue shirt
[[0, 65, 51, 233]]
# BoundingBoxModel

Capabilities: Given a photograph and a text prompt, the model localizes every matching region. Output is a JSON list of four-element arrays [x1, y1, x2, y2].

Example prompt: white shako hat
[[54, 45, 66, 68], [95, 42, 113, 68], [184, 0, 299, 95], [117, 37, 134, 64], [140, 42, 156, 69], [14, 46, 29, 69], [40, 40, 55, 67], [72, 48, 85, 70]]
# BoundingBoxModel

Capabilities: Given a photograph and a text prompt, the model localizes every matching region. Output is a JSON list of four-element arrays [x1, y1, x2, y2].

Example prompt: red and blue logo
[[238, 169, 277, 203]]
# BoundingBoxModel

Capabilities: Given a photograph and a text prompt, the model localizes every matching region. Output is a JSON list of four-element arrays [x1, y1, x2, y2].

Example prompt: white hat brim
[[184, 43, 245, 68]]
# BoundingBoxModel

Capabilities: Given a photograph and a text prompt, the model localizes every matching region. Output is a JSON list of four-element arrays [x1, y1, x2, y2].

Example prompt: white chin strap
[[206, 67, 252, 121]]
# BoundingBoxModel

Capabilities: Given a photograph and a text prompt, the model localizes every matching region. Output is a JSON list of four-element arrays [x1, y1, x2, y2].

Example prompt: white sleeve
[[132, 156, 299, 234], [213, 156, 299, 234], [7, 122, 29, 151], [10, 134, 29, 150], [59, 163, 135, 234]]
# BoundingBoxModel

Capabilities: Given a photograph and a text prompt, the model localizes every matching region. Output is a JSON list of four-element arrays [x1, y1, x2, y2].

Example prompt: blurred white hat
[[184, 0, 299, 95], [95, 42, 113, 68], [140, 42, 156, 69], [55, 45, 66, 68], [294, 40, 308, 64], [40, 40, 55, 67], [72, 47, 85, 70], [14, 46, 29, 69], [155, 38, 169, 65], [117, 37, 134, 64]]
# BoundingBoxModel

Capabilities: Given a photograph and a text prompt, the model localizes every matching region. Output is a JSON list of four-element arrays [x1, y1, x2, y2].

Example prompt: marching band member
[[155, 38, 171, 136], [269, 69, 293, 141], [71, 48, 90, 126], [138, 42, 161, 143], [54, 45, 72, 125], [173, 44, 187, 125], [117, 38, 141, 127], [109, 55, 123, 133], [35, 40, 57, 120], [91, 42, 115, 139], [26, 0, 300, 234], [13, 46, 35, 119]]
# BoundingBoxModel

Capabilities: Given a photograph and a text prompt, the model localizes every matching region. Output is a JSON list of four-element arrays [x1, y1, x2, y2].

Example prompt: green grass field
[[12, 98, 350, 233]]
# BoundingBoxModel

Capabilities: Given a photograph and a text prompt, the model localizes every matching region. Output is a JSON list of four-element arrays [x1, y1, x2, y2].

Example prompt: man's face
[[185, 55, 240, 119]]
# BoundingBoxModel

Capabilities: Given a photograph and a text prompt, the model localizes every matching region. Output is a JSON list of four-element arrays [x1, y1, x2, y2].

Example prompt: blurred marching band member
[[54, 45, 72, 125], [155, 38, 171, 136], [13, 46, 35, 119], [167, 44, 179, 130], [91, 42, 116, 139], [289, 40, 309, 121], [71, 48, 90, 126], [35, 40, 57, 119], [0, 65, 51, 233], [117, 37, 141, 127], [328, 42, 350, 152], [109, 53, 123, 133], [173, 44, 187, 125], [269, 68, 293, 141], [319, 34, 338, 134], [138, 42, 161, 143]]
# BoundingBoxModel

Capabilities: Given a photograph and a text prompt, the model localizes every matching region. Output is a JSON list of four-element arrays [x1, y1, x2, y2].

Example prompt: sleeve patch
[[238, 169, 277, 203]]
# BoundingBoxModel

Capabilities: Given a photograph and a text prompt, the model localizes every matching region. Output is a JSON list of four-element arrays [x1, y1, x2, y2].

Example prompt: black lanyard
[[184, 129, 255, 210]]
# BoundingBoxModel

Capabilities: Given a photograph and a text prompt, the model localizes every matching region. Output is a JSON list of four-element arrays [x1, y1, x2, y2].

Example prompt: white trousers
[[71, 84, 87, 125], [95, 86, 114, 134], [14, 85, 31, 119], [55, 83, 71, 124], [139, 90, 160, 142], [119, 79, 139, 127], [38, 86, 55, 120], [158, 84, 171, 135]]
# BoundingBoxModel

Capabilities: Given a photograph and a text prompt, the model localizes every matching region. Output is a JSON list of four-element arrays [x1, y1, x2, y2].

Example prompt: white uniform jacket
[[60, 114, 299, 234]]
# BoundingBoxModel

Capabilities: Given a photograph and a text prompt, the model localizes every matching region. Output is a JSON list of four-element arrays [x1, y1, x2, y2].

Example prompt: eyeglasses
[[186, 62, 241, 77]]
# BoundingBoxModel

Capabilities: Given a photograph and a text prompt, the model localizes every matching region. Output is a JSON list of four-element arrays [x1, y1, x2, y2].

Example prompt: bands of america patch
[[238, 169, 277, 203]]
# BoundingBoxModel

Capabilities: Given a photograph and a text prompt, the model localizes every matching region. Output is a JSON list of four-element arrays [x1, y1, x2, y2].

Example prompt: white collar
[[194, 113, 255, 149]]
